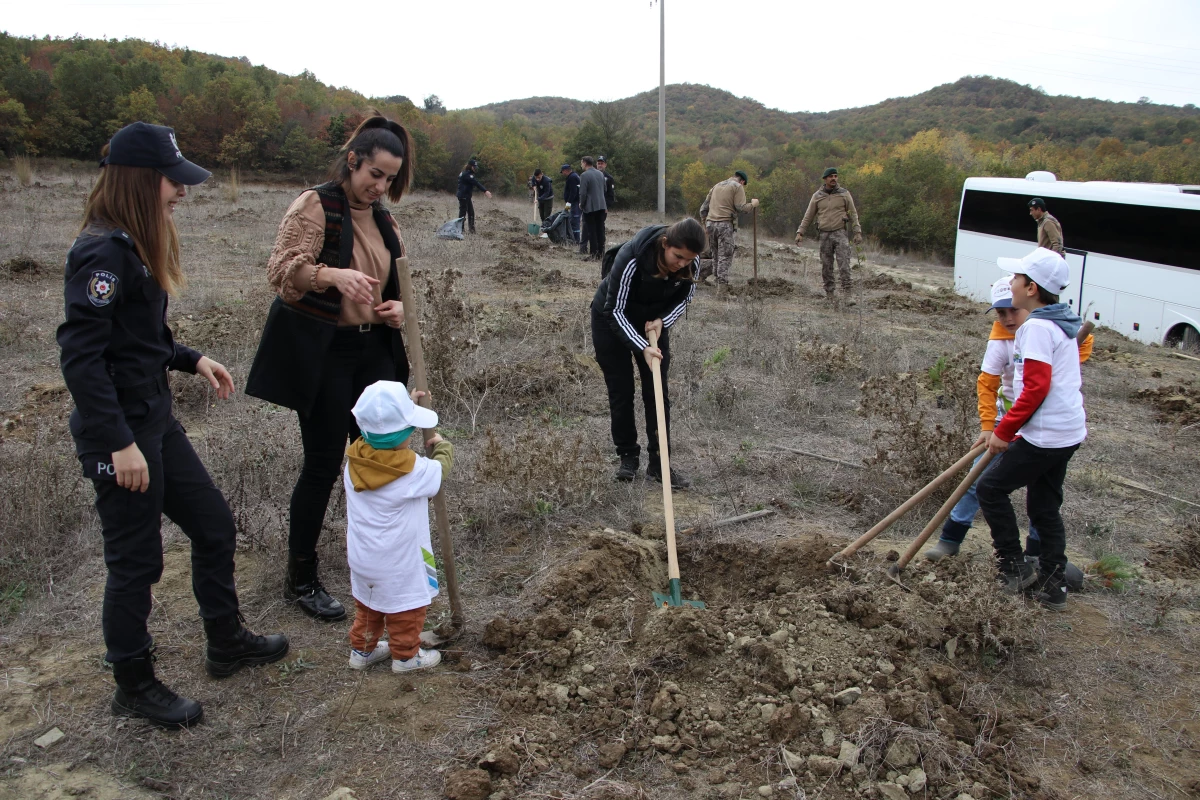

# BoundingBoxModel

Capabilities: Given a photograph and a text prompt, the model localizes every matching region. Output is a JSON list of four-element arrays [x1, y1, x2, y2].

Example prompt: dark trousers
[[77, 384, 239, 663], [538, 199, 554, 221], [569, 206, 582, 243], [580, 210, 607, 256], [289, 326, 395, 556], [977, 438, 1079, 576], [591, 311, 670, 460], [458, 197, 476, 233]]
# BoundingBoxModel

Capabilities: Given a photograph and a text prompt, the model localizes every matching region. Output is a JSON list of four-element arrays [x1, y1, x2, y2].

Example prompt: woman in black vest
[[591, 219, 705, 489], [246, 116, 413, 620]]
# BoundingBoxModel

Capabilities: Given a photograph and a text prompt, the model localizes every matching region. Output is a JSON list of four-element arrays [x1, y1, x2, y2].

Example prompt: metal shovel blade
[[652, 578, 706, 609], [885, 563, 911, 591]]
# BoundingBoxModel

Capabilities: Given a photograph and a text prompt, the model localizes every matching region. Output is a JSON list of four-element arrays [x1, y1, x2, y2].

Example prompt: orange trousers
[[349, 601, 428, 660]]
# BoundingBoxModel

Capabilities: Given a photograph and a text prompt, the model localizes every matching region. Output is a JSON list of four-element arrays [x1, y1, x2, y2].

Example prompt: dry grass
[[1, 165, 1199, 799]]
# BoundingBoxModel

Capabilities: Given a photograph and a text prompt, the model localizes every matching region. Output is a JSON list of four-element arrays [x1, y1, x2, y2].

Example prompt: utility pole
[[657, 0, 666, 217]]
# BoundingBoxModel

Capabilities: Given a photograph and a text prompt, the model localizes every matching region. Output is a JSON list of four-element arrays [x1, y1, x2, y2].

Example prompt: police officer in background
[[1028, 198, 1064, 256], [561, 163, 581, 243], [456, 158, 492, 233], [528, 168, 554, 221], [597, 155, 616, 208], [57, 122, 288, 729]]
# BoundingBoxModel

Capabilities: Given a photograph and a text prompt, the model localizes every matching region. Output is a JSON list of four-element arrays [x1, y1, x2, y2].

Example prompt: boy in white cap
[[344, 380, 454, 672], [926, 275, 1093, 563], [976, 248, 1086, 611]]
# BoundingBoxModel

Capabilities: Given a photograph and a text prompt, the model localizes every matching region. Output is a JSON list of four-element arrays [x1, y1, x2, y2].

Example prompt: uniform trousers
[[818, 229, 853, 295], [289, 326, 395, 556], [591, 311, 671, 460], [699, 221, 737, 284], [580, 210, 607, 256], [458, 197, 476, 233], [538, 199, 554, 221], [76, 378, 239, 663]]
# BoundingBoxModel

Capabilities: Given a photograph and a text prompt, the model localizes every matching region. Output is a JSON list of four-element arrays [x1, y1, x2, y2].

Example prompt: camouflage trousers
[[698, 220, 736, 285], [819, 229, 853, 295]]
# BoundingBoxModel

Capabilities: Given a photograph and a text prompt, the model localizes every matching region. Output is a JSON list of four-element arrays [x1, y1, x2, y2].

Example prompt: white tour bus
[[954, 175, 1200, 348]]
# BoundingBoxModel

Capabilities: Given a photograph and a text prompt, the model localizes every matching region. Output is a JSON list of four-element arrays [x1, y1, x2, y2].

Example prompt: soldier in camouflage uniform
[[796, 167, 863, 304], [698, 170, 758, 288]]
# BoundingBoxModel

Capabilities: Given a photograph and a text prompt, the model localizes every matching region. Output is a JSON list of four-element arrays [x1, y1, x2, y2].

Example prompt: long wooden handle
[[896, 450, 996, 569], [395, 257, 464, 631], [647, 329, 679, 583], [832, 444, 986, 562], [752, 206, 758, 283]]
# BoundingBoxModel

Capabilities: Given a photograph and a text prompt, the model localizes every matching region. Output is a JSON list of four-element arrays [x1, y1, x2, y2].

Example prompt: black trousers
[[591, 310, 670, 460], [76, 380, 239, 663], [289, 326, 395, 556], [977, 438, 1079, 576], [458, 197, 476, 232], [538, 199, 554, 221], [580, 210, 607, 256]]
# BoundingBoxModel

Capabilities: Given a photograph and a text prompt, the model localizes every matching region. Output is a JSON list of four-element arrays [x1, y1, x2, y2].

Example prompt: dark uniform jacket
[[590, 224, 697, 353], [602, 171, 616, 207], [456, 169, 488, 200], [533, 175, 553, 201], [57, 226, 202, 453], [563, 171, 580, 206]]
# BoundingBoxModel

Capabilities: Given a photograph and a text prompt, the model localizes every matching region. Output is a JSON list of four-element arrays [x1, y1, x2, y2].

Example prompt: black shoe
[[614, 455, 639, 482], [646, 458, 690, 490], [1034, 570, 1068, 612], [204, 613, 290, 678], [996, 558, 1037, 595], [111, 650, 203, 729], [285, 552, 347, 621]]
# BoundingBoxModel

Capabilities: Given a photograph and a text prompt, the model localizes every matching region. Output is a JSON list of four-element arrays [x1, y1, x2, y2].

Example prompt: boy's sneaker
[[393, 648, 442, 673], [923, 539, 961, 562], [996, 558, 1037, 595], [1034, 571, 1069, 612], [348, 640, 391, 670], [614, 456, 638, 482], [646, 459, 691, 490]]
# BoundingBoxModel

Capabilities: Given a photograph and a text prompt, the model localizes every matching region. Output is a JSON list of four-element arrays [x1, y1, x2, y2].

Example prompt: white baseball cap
[[997, 248, 1069, 295], [989, 276, 1015, 310], [352, 380, 438, 435]]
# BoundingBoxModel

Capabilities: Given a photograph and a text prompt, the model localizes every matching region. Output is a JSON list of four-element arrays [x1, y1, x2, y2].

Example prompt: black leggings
[[458, 197, 476, 232], [289, 326, 395, 555], [591, 310, 671, 459]]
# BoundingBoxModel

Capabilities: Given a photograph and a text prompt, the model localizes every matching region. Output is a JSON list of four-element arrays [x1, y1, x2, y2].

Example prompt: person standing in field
[[530, 169, 554, 221], [698, 170, 758, 289], [57, 122, 289, 728], [456, 159, 492, 234], [1028, 198, 1064, 256], [246, 116, 414, 623], [597, 155, 616, 208], [795, 167, 862, 305], [578, 156, 608, 258]]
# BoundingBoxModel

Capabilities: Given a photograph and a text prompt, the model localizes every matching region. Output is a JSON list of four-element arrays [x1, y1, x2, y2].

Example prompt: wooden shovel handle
[[831, 444, 986, 562], [895, 450, 996, 570], [647, 329, 680, 583]]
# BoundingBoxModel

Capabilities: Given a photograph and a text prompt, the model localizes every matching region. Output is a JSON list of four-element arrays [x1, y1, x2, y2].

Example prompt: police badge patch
[[87, 271, 119, 307]]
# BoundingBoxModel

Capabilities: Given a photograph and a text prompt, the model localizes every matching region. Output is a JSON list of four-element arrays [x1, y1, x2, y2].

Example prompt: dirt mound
[[872, 292, 974, 317], [2, 255, 46, 276], [392, 200, 441, 226], [1133, 384, 1200, 426], [482, 257, 586, 288], [862, 272, 912, 290], [469, 531, 1047, 799], [746, 277, 797, 296], [480, 210, 527, 234]]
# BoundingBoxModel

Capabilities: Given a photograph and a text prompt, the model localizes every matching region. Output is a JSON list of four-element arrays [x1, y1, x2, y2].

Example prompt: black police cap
[[102, 122, 211, 186]]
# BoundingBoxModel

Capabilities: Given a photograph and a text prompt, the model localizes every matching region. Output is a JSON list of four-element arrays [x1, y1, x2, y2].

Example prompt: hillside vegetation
[[2, 33, 1198, 257]]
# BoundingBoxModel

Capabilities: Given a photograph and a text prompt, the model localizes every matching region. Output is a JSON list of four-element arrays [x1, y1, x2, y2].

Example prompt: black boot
[[614, 455, 639, 482], [204, 613, 290, 678], [284, 552, 346, 621], [111, 649, 203, 729], [646, 457, 691, 490], [1034, 569, 1068, 612]]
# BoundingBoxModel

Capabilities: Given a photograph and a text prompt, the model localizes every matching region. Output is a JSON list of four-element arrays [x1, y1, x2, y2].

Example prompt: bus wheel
[[1165, 323, 1200, 353]]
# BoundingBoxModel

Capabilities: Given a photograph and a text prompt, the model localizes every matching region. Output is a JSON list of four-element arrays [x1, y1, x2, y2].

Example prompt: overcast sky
[[3, 0, 1198, 113]]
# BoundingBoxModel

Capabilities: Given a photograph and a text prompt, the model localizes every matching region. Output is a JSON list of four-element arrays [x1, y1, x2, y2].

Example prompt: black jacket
[[563, 171, 580, 205], [601, 170, 616, 207], [457, 169, 488, 200], [57, 226, 202, 452], [532, 174, 553, 201], [591, 224, 697, 353]]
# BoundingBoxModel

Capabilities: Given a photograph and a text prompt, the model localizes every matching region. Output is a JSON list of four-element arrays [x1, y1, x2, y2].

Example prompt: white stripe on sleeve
[[614, 258, 650, 350]]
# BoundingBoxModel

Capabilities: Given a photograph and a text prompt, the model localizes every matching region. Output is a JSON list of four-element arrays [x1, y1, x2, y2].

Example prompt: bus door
[[1063, 247, 1087, 311]]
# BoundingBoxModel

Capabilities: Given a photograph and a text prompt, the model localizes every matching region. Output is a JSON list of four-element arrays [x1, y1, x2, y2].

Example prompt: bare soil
[[0, 167, 1198, 800]]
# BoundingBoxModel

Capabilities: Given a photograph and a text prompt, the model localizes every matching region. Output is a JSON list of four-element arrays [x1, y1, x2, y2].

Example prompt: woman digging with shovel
[[591, 218, 705, 487]]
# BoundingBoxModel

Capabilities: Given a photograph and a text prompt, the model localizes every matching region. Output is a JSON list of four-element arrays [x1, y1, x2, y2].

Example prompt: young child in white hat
[[344, 380, 453, 672]]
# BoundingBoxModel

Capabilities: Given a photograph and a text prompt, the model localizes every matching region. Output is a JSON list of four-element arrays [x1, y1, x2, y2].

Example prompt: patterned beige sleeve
[[266, 204, 325, 303]]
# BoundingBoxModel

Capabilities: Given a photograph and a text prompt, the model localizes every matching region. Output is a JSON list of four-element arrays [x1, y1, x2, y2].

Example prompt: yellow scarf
[[345, 437, 417, 492]]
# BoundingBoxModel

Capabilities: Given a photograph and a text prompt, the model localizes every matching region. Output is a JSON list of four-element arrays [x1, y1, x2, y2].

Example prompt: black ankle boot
[[614, 455, 639, 482], [111, 649, 203, 729], [204, 613, 290, 678], [284, 552, 346, 621], [646, 457, 691, 490]]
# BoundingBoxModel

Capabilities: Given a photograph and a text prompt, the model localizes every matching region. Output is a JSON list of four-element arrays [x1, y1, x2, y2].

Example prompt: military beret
[[822, 167, 838, 178], [734, 170, 749, 184]]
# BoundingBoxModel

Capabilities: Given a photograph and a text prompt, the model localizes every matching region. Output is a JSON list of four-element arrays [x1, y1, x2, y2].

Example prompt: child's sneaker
[[392, 648, 442, 673], [348, 640, 391, 670], [1034, 571, 1069, 612], [996, 558, 1037, 595]]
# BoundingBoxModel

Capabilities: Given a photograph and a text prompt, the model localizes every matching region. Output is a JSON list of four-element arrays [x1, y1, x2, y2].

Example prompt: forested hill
[[477, 77, 1200, 149]]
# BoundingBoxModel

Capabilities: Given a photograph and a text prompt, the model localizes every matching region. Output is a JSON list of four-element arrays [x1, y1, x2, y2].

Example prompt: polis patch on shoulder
[[87, 271, 119, 307]]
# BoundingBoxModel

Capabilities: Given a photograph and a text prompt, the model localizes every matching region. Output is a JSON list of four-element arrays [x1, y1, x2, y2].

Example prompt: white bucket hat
[[352, 380, 438, 435]]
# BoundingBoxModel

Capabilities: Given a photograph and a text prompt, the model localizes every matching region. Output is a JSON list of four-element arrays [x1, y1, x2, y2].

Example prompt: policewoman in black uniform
[[57, 122, 288, 729], [591, 218, 705, 488], [456, 158, 491, 233]]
